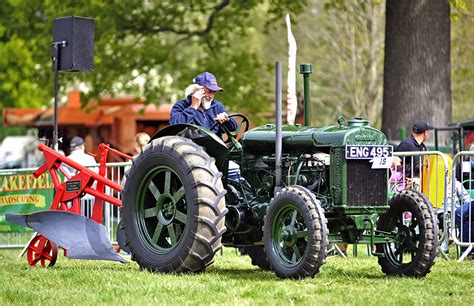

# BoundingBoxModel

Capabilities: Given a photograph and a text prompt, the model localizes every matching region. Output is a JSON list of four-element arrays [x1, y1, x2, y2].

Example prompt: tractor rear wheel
[[377, 189, 438, 277], [121, 136, 227, 273], [264, 185, 327, 279]]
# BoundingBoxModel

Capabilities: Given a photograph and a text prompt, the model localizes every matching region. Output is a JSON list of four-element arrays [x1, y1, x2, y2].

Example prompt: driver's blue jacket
[[169, 95, 238, 138]]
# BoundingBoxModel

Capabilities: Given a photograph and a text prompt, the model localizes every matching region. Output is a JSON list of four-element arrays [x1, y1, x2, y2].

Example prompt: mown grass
[[0, 247, 473, 305]]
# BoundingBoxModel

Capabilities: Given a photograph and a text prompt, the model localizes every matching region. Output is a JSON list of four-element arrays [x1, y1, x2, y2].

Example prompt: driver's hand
[[191, 89, 205, 109], [215, 112, 230, 124]]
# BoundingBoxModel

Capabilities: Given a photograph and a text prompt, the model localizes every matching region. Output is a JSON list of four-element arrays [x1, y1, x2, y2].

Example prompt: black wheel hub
[[157, 193, 176, 226], [282, 226, 298, 247], [394, 224, 417, 253]]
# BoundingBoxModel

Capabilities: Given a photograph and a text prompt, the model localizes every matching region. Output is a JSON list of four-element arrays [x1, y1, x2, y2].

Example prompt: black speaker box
[[52, 16, 95, 72]]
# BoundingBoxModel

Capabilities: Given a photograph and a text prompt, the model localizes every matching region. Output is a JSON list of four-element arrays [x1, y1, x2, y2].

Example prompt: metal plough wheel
[[27, 234, 58, 267]]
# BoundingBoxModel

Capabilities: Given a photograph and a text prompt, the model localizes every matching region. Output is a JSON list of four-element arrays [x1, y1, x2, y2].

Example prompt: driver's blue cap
[[193, 72, 223, 92]]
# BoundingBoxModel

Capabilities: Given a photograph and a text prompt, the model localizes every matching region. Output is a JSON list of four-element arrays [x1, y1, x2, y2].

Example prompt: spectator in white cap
[[66, 136, 97, 174]]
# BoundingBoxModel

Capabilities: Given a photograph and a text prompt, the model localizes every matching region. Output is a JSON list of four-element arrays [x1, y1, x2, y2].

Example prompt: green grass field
[[0, 247, 473, 305]]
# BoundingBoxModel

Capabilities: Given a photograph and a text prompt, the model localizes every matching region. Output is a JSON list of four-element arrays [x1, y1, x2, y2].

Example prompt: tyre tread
[[264, 185, 328, 279], [121, 136, 227, 273], [377, 189, 438, 277]]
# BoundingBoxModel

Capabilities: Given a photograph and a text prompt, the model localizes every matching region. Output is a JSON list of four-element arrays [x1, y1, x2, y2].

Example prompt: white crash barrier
[[390, 151, 450, 258], [450, 152, 474, 262], [392, 150, 474, 261]]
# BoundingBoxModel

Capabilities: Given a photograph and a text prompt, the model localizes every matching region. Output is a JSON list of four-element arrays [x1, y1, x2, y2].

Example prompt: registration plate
[[345, 145, 393, 159]]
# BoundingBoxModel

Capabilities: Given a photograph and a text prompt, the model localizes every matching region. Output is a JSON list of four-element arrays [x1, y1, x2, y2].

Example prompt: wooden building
[[2, 91, 172, 158]]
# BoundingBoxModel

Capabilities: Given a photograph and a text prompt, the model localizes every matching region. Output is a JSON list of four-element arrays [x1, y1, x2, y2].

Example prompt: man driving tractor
[[169, 71, 238, 137]]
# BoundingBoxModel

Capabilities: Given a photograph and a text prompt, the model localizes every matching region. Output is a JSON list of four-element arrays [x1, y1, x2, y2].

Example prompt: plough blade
[[4, 213, 29, 227], [6, 211, 127, 263]]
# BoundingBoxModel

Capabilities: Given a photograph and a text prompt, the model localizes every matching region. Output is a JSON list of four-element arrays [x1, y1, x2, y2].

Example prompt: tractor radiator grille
[[346, 160, 387, 206]]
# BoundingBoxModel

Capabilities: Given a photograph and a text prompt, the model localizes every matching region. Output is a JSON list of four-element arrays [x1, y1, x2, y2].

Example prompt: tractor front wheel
[[264, 186, 327, 279], [121, 136, 227, 273], [377, 189, 438, 277]]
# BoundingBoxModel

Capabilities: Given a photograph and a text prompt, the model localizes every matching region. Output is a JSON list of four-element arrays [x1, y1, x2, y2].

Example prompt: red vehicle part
[[8, 143, 133, 267], [34, 143, 131, 222], [26, 234, 58, 267]]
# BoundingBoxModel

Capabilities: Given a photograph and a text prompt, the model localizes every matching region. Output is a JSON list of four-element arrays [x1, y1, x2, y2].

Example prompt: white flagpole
[[286, 13, 297, 125]]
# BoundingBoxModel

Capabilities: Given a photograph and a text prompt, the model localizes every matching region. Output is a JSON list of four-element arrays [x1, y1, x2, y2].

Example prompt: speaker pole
[[51, 40, 66, 151]]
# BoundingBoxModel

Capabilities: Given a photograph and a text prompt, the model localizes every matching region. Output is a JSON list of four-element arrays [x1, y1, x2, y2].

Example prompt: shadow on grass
[[207, 267, 276, 281], [5, 252, 389, 282], [322, 264, 387, 280], [7, 261, 412, 283], [207, 264, 387, 281]]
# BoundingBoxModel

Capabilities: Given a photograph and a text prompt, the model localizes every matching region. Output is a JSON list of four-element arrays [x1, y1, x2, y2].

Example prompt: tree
[[381, 0, 451, 140], [263, 0, 386, 126], [0, 0, 306, 124], [302, 0, 385, 126], [451, 1, 474, 121]]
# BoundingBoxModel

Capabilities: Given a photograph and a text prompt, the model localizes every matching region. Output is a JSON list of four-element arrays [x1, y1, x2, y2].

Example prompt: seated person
[[454, 144, 474, 260], [133, 132, 150, 158], [438, 179, 471, 253], [455, 198, 474, 260], [455, 144, 474, 190], [169, 71, 237, 138]]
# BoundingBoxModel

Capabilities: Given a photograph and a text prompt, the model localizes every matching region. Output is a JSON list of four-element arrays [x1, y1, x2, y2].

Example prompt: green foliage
[[0, 36, 51, 109], [450, 0, 467, 20], [0, 247, 473, 304], [451, 0, 474, 122], [264, 0, 385, 127], [0, 0, 306, 125], [1, 0, 471, 128], [0, 115, 28, 142]]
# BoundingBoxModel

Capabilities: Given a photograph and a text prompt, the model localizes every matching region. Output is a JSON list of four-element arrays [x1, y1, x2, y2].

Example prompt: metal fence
[[0, 162, 129, 249], [0, 167, 45, 248], [450, 151, 474, 261], [392, 150, 474, 261], [391, 151, 451, 258], [79, 162, 129, 243]]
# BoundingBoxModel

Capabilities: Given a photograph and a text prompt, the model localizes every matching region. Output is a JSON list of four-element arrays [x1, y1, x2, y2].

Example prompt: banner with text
[[0, 170, 54, 232]]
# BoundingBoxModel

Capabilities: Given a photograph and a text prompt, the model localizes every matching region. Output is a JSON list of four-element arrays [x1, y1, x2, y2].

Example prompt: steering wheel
[[210, 113, 250, 148]]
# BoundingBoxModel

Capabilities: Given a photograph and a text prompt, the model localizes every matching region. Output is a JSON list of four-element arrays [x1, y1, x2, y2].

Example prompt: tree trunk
[[382, 0, 451, 140]]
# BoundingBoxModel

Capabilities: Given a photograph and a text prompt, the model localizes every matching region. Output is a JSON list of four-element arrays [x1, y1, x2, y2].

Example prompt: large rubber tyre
[[377, 189, 438, 277], [121, 136, 227, 273], [264, 185, 328, 279], [245, 246, 271, 270]]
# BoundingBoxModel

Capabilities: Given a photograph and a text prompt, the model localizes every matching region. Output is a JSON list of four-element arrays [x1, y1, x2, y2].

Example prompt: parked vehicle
[[0, 135, 38, 169]]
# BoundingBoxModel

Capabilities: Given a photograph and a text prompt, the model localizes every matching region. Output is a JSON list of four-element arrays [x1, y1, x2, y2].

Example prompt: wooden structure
[[2, 91, 172, 157]]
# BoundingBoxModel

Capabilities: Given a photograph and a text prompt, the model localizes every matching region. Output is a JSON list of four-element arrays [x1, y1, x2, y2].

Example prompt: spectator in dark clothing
[[455, 199, 474, 259], [170, 72, 237, 138], [395, 120, 432, 177]]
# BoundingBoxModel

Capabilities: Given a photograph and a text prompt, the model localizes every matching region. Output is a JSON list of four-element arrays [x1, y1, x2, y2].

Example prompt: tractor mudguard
[[150, 123, 229, 174]]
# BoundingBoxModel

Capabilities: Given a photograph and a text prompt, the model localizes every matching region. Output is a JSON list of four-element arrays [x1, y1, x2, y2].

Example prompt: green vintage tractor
[[120, 66, 438, 279]]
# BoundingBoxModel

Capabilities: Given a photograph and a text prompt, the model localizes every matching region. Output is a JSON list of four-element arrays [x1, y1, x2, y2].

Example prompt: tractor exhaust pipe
[[275, 61, 283, 195], [299, 63, 312, 126]]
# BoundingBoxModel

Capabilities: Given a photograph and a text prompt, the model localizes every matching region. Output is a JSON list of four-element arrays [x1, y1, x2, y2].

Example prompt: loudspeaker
[[52, 16, 95, 72]]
